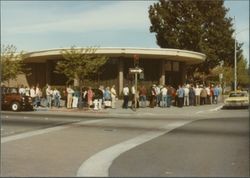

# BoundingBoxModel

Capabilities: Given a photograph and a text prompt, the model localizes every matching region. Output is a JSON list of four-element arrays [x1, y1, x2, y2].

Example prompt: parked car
[[223, 91, 249, 109], [1, 87, 33, 111]]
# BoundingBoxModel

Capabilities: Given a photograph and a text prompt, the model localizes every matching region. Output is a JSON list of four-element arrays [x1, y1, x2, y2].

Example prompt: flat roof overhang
[[23, 47, 206, 64]]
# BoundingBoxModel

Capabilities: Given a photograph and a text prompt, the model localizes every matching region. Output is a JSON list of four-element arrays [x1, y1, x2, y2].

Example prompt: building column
[[118, 59, 124, 95], [181, 62, 187, 85], [159, 59, 165, 85], [46, 60, 52, 85]]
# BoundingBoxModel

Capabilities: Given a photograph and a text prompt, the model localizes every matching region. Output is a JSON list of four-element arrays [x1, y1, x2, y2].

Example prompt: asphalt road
[[110, 116, 249, 177], [1, 108, 249, 177]]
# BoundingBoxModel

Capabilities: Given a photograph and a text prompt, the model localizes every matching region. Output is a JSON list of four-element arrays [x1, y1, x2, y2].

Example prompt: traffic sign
[[129, 68, 143, 73]]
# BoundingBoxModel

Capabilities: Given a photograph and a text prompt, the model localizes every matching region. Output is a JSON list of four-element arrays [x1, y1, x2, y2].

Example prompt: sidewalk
[[27, 100, 224, 119]]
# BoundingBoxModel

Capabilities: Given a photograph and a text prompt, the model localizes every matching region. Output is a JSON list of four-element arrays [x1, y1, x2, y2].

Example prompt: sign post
[[129, 67, 143, 111], [129, 54, 142, 111]]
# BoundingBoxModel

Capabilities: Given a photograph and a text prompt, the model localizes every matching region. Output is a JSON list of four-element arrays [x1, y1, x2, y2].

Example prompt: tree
[[211, 56, 249, 88], [148, 0, 243, 75], [1, 45, 26, 85], [55, 46, 108, 107]]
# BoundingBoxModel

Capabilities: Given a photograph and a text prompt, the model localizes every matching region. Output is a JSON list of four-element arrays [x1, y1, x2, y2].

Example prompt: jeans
[[161, 95, 167, 107], [46, 95, 52, 108], [54, 96, 60, 108], [167, 95, 172, 107], [139, 95, 147, 108]]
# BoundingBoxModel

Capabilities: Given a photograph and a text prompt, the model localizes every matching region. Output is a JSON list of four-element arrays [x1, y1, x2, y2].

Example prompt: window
[[173, 62, 179, 71]]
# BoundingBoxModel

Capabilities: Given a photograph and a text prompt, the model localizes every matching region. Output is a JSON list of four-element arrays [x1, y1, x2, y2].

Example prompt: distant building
[[6, 47, 206, 94]]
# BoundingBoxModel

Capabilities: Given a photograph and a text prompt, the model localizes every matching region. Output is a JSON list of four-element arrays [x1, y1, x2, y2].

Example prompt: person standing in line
[[30, 86, 36, 106], [72, 87, 80, 108], [195, 85, 201, 106], [53, 87, 61, 108], [155, 85, 161, 107], [160, 85, 168, 108], [205, 85, 211, 104], [110, 85, 117, 109], [213, 84, 220, 104], [122, 84, 130, 109], [46, 85, 53, 108], [189, 84, 195, 106], [150, 85, 157, 108], [66, 85, 74, 109], [210, 84, 215, 104], [87, 86, 94, 109], [139, 85, 147, 108], [166, 85, 173, 107], [96, 86, 104, 110], [218, 84, 223, 103], [103, 87, 111, 108], [100, 85, 105, 106], [25, 86, 30, 96], [177, 85, 184, 108], [200, 86, 207, 105], [35, 84, 42, 107], [183, 84, 190, 106]]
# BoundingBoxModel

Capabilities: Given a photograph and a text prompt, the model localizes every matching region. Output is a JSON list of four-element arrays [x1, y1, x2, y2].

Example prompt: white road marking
[[196, 105, 223, 114], [1, 119, 105, 144], [209, 105, 223, 111], [76, 120, 192, 177]]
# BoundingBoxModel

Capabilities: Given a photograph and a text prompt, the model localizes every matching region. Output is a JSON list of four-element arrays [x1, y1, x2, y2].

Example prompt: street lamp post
[[234, 16, 237, 92]]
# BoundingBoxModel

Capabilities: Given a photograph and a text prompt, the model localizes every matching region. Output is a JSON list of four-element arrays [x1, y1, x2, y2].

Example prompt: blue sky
[[1, 1, 249, 63]]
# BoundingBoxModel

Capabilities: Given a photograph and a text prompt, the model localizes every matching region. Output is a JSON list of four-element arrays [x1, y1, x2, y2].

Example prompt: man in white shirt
[[46, 85, 53, 108], [184, 84, 190, 106], [161, 85, 168, 107], [195, 85, 201, 106], [122, 84, 129, 109], [30, 86, 36, 106], [66, 85, 74, 109]]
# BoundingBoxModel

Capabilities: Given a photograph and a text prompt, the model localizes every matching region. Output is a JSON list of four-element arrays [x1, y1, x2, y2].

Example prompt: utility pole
[[234, 16, 237, 92]]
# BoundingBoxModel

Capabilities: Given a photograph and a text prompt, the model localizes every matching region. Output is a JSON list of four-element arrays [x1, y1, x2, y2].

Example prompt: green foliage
[[55, 46, 108, 86], [211, 57, 249, 87], [148, 0, 243, 74], [1, 45, 25, 83]]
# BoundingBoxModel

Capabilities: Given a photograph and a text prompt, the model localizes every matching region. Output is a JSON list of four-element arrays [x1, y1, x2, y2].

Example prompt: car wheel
[[11, 102, 20, 111]]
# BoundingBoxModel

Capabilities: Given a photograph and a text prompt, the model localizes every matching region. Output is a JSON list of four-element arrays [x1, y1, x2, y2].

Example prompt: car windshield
[[229, 93, 247, 97], [1, 87, 18, 94]]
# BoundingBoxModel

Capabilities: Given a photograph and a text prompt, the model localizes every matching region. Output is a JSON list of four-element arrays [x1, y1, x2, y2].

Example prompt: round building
[[19, 47, 206, 94]]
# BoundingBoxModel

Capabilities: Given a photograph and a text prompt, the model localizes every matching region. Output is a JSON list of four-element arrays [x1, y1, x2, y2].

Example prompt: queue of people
[[122, 83, 222, 109], [16, 83, 222, 110]]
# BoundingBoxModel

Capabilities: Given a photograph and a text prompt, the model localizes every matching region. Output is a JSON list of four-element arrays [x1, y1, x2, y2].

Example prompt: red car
[[1, 87, 33, 111]]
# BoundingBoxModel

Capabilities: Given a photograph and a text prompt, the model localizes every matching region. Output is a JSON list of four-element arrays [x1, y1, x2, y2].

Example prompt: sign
[[129, 68, 143, 73]]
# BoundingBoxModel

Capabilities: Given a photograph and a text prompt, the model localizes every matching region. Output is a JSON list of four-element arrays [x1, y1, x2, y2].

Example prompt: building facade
[[9, 47, 206, 94]]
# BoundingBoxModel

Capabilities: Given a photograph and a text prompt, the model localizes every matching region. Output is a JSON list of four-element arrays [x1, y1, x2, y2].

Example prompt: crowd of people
[[123, 83, 222, 109], [15, 83, 223, 110]]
